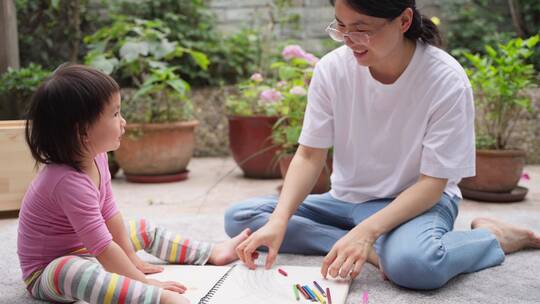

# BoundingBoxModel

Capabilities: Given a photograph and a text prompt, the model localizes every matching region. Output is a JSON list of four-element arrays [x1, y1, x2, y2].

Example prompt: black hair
[[329, 0, 442, 47], [25, 64, 120, 171]]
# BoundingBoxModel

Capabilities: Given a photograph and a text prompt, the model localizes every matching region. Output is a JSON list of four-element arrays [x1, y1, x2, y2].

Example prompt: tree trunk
[[0, 0, 20, 73], [68, 0, 81, 63], [508, 0, 528, 37]]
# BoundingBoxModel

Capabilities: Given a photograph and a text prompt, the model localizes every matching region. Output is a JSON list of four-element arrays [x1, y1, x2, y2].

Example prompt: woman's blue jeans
[[224, 192, 505, 290]]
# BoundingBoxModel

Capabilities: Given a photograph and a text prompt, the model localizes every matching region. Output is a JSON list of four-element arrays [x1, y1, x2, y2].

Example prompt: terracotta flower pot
[[228, 115, 281, 179], [114, 121, 198, 183], [459, 149, 526, 193], [278, 154, 333, 194]]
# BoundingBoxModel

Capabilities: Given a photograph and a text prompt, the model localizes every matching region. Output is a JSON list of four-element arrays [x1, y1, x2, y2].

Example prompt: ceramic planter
[[228, 115, 281, 179], [458, 149, 527, 202], [114, 120, 198, 183], [278, 153, 333, 194]]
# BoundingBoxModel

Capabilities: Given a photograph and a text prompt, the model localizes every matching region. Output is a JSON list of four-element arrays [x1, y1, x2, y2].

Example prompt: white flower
[[250, 73, 263, 82], [289, 86, 307, 96]]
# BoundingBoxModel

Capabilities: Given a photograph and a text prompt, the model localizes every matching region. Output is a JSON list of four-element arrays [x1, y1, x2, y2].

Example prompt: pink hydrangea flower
[[289, 86, 307, 96], [281, 45, 320, 65], [522, 172, 530, 181], [277, 81, 288, 88], [282, 45, 308, 60], [303, 53, 319, 65], [260, 89, 282, 104], [250, 73, 263, 82]]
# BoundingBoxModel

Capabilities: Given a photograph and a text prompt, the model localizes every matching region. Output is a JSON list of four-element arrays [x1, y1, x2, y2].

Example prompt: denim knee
[[224, 203, 245, 237], [381, 245, 449, 290]]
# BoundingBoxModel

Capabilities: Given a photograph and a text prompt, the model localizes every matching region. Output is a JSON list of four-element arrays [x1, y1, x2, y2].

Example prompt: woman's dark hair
[[25, 64, 120, 171], [329, 0, 442, 47]]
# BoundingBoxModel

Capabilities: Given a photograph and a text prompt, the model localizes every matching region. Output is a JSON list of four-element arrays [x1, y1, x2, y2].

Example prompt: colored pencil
[[278, 268, 288, 276], [303, 285, 316, 301], [313, 281, 326, 297], [363, 291, 369, 304], [293, 284, 300, 301], [296, 284, 310, 300], [312, 288, 326, 304], [326, 288, 332, 304]]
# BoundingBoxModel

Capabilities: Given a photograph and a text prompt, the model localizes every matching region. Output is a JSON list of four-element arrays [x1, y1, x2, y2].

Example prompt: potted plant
[[85, 17, 209, 183], [459, 35, 539, 202], [0, 64, 50, 120], [226, 72, 283, 179], [270, 45, 332, 194]]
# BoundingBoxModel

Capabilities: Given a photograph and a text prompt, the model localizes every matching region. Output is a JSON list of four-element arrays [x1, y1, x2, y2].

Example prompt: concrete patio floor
[[1, 157, 540, 303]]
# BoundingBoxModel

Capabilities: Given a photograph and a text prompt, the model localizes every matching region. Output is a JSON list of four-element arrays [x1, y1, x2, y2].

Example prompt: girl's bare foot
[[160, 290, 190, 304], [208, 228, 252, 265], [471, 217, 540, 254]]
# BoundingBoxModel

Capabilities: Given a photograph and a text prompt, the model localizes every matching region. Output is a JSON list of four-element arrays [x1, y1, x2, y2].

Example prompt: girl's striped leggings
[[25, 218, 214, 303]]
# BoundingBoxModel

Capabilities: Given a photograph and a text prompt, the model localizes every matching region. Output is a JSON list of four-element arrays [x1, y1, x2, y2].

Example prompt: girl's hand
[[146, 278, 187, 294], [132, 255, 164, 274], [321, 228, 376, 280]]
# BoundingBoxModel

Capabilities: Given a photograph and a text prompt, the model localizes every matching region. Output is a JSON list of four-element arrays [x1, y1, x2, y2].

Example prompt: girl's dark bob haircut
[[25, 64, 120, 171]]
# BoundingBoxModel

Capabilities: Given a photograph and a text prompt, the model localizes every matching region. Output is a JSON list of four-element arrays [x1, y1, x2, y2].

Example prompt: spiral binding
[[198, 264, 237, 304]]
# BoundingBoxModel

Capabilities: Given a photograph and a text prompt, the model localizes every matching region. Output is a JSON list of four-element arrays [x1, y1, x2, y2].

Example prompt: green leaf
[[166, 79, 190, 95], [87, 54, 118, 75], [119, 41, 149, 62], [189, 51, 209, 70]]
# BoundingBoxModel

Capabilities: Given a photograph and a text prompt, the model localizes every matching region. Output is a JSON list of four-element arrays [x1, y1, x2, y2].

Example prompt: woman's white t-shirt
[[299, 42, 475, 203]]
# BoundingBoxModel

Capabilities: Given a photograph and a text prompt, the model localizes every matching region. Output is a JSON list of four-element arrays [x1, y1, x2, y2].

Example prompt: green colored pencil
[[293, 284, 300, 301]]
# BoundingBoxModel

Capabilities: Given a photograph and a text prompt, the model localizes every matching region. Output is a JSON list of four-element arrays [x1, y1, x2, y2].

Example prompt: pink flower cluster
[[260, 89, 283, 104], [281, 45, 319, 65]]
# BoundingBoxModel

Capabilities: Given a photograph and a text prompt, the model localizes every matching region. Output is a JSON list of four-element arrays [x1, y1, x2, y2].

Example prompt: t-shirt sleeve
[[420, 85, 476, 180], [54, 173, 113, 255], [298, 63, 334, 149], [100, 153, 119, 221]]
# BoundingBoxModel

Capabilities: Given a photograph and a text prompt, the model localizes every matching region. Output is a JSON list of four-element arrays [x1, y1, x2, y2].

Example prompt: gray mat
[[1, 213, 539, 304]]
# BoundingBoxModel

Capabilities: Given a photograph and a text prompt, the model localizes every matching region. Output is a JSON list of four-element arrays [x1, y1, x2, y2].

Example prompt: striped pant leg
[[126, 218, 214, 265], [29, 255, 161, 304]]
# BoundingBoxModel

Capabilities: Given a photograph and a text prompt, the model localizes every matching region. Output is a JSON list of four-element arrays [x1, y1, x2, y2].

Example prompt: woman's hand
[[131, 255, 164, 274], [146, 278, 187, 294], [235, 218, 288, 270], [321, 226, 376, 280]]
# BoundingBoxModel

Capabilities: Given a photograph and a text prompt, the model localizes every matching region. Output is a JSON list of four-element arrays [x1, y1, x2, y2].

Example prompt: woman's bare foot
[[471, 217, 540, 254], [160, 290, 190, 304], [208, 228, 252, 265]]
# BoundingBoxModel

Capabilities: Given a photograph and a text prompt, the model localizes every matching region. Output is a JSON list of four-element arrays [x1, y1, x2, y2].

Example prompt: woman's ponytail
[[405, 8, 442, 47]]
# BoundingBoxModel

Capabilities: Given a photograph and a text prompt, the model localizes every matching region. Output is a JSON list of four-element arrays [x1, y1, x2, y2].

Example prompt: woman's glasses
[[325, 19, 388, 45]]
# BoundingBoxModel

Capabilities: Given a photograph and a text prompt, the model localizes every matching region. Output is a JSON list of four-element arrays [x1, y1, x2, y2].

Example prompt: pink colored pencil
[[278, 268, 288, 276], [326, 287, 332, 304], [363, 291, 369, 304]]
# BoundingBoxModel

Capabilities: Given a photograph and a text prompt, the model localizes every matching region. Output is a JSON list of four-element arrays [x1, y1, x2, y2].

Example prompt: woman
[[224, 0, 540, 290]]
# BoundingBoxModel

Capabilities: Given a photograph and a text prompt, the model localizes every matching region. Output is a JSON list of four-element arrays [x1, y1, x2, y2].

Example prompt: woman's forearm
[[270, 145, 328, 223], [358, 174, 448, 239]]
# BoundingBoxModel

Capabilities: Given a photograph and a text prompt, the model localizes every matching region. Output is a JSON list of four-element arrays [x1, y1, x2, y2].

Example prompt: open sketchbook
[[148, 264, 351, 304]]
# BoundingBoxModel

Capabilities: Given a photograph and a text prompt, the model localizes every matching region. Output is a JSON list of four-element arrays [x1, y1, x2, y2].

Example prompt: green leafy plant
[[0, 63, 50, 119], [107, 0, 260, 86], [464, 35, 539, 150], [442, 0, 540, 70], [15, 0, 106, 68], [84, 16, 207, 123]]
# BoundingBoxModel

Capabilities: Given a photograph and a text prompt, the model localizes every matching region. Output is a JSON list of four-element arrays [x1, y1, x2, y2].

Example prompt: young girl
[[18, 64, 250, 304], [225, 0, 540, 290]]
